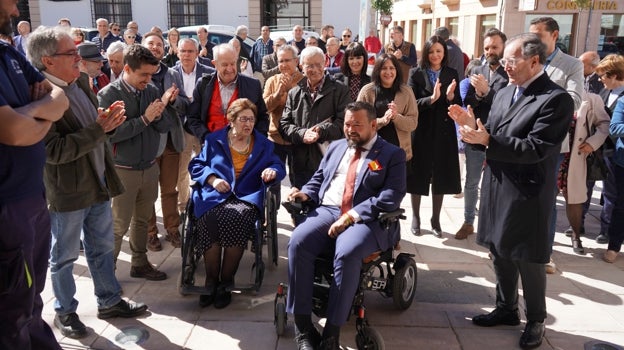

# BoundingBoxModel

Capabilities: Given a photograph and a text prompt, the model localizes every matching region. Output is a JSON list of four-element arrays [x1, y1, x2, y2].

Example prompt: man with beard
[[142, 31, 188, 251], [454, 28, 509, 240], [286, 101, 406, 350], [0, 1, 69, 348]]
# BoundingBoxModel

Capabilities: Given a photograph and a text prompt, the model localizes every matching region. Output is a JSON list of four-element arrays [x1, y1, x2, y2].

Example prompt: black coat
[[407, 66, 461, 195], [477, 73, 574, 263]]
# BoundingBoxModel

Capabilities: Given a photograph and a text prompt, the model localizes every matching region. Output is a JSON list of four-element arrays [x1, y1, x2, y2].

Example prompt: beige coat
[[357, 83, 419, 160], [263, 71, 304, 145], [566, 93, 611, 204]]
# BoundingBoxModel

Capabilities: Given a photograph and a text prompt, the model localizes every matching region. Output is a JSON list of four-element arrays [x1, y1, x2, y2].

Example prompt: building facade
[[26, 0, 374, 40], [389, 0, 623, 61]]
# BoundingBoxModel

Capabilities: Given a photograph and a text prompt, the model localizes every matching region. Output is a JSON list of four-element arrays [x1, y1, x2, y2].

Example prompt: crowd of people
[[1, 1, 624, 348]]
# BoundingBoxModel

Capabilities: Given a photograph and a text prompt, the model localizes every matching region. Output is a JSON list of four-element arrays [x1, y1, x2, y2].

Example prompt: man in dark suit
[[456, 28, 509, 240], [185, 43, 268, 140], [286, 101, 406, 350], [449, 33, 574, 349]]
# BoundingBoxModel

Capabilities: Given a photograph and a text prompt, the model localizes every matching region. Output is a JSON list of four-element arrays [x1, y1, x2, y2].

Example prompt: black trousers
[[493, 255, 547, 322]]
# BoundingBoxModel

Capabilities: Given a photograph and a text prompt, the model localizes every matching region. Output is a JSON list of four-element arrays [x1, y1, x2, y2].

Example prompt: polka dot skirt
[[194, 196, 259, 259]]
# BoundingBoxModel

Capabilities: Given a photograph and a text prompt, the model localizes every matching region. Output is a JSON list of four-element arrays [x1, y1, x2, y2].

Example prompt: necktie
[[512, 86, 524, 105], [341, 147, 363, 214]]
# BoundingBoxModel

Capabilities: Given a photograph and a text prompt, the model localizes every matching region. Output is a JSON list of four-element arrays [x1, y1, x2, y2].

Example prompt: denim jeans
[[463, 145, 486, 225], [49, 201, 122, 315]]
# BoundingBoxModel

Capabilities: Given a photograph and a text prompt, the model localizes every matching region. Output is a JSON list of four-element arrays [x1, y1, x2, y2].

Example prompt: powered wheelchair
[[274, 202, 417, 350], [177, 183, 279, 295]]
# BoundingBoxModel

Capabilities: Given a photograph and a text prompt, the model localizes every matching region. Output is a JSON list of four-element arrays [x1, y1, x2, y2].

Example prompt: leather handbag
[[584, 100, 609, 181]]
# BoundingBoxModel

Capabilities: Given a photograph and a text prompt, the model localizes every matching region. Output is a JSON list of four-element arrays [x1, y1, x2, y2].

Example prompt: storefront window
[[525, 14, 573, 54], [476, 14, 497, 56], [599, 14, 624, 58], [448, 17, 459, 38]]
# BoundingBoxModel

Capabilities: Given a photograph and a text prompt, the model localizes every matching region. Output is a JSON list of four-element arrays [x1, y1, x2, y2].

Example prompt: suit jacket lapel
[[495, 75, 546, 131], [355, 138, 383, 190]]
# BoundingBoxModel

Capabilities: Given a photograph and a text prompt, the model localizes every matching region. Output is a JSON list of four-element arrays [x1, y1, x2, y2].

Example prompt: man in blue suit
[[286, 101, 407, 350]]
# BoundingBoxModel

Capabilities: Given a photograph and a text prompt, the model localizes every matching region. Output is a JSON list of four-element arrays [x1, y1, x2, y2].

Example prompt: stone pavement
[[42, 183, 624, 349]]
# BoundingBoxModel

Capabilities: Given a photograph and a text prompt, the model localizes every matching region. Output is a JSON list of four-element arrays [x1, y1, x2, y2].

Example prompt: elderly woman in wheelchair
[[189, 98, 285, 309]]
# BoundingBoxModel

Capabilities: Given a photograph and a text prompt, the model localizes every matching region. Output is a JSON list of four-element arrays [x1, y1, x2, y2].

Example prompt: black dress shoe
[[130, 264, 167, 281], [214, 284, 232, 309], [472, 307, 520, 327], [319, 336, 340, 350], [411, 216, 421, 236], [54, 312, 87, 339], [295, 327, 321, 350], [199, 284, 217, 308], [519, 321, 545, 349], [431, 219, 442, 238], [97, 300, 148, 319]]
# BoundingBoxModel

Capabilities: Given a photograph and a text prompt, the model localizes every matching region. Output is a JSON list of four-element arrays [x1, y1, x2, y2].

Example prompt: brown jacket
[[357, 82, 419, 160], [263, 71, 304, 145]]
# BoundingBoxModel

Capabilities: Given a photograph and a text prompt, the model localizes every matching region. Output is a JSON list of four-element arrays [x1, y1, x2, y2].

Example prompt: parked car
[[269, 26, 319, 42], [79, 27, 99, 42], [164, 24, 255, 52]]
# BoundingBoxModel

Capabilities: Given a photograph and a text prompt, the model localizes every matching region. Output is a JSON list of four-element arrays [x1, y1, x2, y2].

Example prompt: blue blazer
[[189, 126, 286, 218], [301, 137, 406, 250], [184, 73, 269, 140]]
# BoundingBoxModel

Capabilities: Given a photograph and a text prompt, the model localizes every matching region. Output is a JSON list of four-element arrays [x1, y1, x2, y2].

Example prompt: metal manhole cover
[[114, 326, 150, 345]]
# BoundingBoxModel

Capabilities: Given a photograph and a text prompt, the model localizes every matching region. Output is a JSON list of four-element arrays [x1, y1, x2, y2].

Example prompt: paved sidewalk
[[42, 184, 624, 349]]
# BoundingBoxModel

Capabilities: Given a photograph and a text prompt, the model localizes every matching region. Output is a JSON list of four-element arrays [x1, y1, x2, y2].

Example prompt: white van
[[164, 24, 255, 52]]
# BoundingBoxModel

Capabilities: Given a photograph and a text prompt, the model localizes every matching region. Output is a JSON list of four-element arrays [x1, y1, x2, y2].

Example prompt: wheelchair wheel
[[355, 326, 385, 350], [265, 190, 279, 267], [177, 265, 195, 296], [392, 258, 417, 310], [274, 301, 286, 336]]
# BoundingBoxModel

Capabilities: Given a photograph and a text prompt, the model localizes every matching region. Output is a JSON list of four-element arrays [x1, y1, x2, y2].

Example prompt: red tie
[[341, 147, 363, 214]]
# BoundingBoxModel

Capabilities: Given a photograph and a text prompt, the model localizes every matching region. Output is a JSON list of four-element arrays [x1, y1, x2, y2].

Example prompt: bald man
[[579, 51, 604, 94]]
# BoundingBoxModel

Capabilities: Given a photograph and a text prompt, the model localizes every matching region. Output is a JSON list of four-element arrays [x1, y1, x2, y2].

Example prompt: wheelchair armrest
[[281, 200, 312, 216], [378, 209, 406, 224]]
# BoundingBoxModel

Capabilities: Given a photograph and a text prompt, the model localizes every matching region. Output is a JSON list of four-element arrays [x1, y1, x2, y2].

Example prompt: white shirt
[[321, 135, 378, 219], [181, 63, 197, 102]]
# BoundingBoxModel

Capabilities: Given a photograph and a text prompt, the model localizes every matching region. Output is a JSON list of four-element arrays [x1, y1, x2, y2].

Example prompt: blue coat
[[611, 96, 624, 168], [189, 127, 285, 218]]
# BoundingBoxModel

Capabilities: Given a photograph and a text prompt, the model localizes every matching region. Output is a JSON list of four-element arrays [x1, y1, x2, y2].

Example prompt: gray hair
[[278, 44, 299, 58], [179, 37, 199, 49], [236, 25, 248, 36], [27, 26, 72, 71], [434, 26, 450, 40], [275, 36, 287, 46], [212, 43, 236, 61], [106, 41, 126, 56], [507, 33, 547, 64], [299, 46, 324, 65]]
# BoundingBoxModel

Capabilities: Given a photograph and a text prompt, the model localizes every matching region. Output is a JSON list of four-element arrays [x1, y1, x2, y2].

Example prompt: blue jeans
[[548, 153, 565, 255], [49, 201, 122, 315], [463, 145, 486, 225]]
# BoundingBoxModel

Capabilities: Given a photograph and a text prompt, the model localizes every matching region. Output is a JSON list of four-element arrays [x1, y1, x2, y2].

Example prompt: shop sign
[[546, 0, 618, 10]]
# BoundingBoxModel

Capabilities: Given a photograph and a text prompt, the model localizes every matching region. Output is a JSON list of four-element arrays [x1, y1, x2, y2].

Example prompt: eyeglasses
[[126, 36, 136, 39], [278, 58, 297, 64], [499, 57, 523, 68], [342, 34, 351, 38], [111, 28, 120, 32], [237, 117, 256, 123], [598, 73, 611, 80], [51, 50, 80, 58]]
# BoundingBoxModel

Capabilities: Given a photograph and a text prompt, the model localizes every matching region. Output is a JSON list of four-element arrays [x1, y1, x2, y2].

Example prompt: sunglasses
[[343, 35, 351, 38], [126, 35, 136, 39]]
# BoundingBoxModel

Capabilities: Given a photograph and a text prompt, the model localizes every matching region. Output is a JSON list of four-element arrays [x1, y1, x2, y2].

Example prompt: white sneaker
[[545, 258, 556, 274]]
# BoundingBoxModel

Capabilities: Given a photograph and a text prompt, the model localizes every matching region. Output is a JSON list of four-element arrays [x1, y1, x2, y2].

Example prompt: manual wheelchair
[[274, 203, 417, 350], [177, 184, 279, 295]]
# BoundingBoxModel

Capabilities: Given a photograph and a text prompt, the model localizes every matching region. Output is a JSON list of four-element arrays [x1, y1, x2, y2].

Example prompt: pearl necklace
[[228, 130, 251, 155]]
